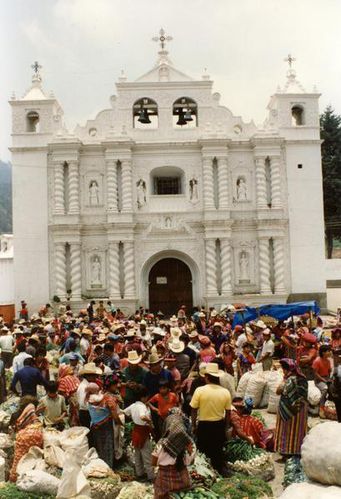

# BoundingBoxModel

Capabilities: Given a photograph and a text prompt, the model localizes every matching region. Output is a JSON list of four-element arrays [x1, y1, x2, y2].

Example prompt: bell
[[176, 110, 187, 126], [138, 108, 151, 124], [184, 109, 193, 122]]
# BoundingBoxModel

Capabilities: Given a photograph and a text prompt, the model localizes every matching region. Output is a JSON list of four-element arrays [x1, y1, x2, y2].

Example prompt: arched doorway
[[148, 258, 193, 316]]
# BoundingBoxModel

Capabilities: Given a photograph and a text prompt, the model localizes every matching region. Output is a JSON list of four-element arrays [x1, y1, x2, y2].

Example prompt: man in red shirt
[[312, 344, 332, 413]]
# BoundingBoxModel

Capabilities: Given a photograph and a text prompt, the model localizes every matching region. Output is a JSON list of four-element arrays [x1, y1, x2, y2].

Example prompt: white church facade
[[9, 33, 326, 315]]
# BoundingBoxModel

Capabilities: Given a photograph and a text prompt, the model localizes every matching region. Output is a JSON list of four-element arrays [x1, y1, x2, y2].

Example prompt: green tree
[[320, 106, 341, 258]]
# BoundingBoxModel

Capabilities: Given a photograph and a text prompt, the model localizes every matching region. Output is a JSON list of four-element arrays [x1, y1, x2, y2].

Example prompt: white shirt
[[80, 337, 90, 356], [77, 378, 90, 410], [123, 401, 151, 426], [0, 335, 14, 353], [236, 333, 247, 354], [261, 339, 275, 357], [12, 352, 31, 373]]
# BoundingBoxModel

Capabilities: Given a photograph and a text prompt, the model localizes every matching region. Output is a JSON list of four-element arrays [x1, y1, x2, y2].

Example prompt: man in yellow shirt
[[190, 362, 231, 476]]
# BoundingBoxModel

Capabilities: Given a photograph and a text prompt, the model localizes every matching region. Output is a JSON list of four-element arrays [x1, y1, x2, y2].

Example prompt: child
[[123, 386, 154, 481], [237, 343, 256, 379], [37, 381, 67, 430], [148, 380, 178, 421]]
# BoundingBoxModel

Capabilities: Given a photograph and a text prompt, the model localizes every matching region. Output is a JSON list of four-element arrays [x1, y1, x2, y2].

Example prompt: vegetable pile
[[224, 439, 265, 463], [212, 474, 273, 499], [89, 476, 122, 499], [0, 482, 54, 499], [188, 452, 216, 487], [224, 439, 275, 481], [171, 487, 219, 498], [283, 456, 307, 489]]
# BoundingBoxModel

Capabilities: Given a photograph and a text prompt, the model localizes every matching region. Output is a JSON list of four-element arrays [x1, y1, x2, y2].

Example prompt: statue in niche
[[91, 255, 102, 287], [236, 177, 247, 201], [164, 216, 172, 229], [239, 251, 250, 283], [136, 179, 146, 208], [189, 177, 199, 203], [89, 180, 100, 206]]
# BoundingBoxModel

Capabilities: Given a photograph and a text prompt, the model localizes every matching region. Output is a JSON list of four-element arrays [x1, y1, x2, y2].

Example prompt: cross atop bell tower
[[152, 28, 173, 66]]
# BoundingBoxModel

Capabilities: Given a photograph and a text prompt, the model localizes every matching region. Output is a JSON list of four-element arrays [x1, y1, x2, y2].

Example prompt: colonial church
[[10, 31, 326, 314]]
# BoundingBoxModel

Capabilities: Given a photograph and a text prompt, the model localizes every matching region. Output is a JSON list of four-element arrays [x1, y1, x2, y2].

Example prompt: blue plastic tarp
[[232, 301, 320, 327]]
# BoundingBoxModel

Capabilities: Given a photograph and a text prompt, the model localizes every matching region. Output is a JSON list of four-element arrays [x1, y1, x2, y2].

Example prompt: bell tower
[[267, 56, 326, 306], [9, 62, 64, 312]]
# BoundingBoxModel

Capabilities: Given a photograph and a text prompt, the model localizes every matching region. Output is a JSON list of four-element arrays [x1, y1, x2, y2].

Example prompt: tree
[[320, 106, 341, 258]]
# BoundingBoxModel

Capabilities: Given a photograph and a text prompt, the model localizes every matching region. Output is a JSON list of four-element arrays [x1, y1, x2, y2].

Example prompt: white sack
[[60, 426, 89, 462], [0, 456, 5, 482], [43, 427, 62, 447], [279, 482, 341, 499], [82, 448, 112, 478], [236, 371, 253, 398], [57, 450, 91, 499], [44, 444, 66, 468], [220, 372, 236, 400], [308, 380, 322, 406], [0, 433, 13, 449], [301, 421, 341, 486], [17, 446, 46, 475], [266, 370, 283, 414], [244, 372, 266, 407], [17, 469, 60, 495]]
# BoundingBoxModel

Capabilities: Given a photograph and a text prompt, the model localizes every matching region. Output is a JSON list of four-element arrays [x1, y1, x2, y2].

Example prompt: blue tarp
[[232, 301, 320, 327]]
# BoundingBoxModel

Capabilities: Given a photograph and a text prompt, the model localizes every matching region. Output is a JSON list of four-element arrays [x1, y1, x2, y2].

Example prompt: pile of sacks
[[280, 421, 341, 498], [236, 364, 322, 412], [13, 426, 118, 498]]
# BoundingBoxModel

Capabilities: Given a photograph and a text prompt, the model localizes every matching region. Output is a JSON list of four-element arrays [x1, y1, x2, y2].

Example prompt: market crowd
[[0, 299, 340, 498]]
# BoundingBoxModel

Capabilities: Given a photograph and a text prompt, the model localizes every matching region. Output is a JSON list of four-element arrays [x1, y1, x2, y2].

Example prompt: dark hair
[[17, 341, 26, 353], [103, 343, 114, 353], [211, 358, 226, 371], [94, 345, 103, 354], [159, 380, 170, 389], [242, 342, 253, 350], [46, 381, 58, 394], [319, 344, 331, 357], [36, 347, 46, 357], [136, 386, 148, 400], [23, 357, 33, 366], [205, 373, 220, 385]]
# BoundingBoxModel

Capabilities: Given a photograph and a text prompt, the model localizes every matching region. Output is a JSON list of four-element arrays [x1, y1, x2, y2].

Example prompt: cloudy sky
[[1, 0, 341, 161]]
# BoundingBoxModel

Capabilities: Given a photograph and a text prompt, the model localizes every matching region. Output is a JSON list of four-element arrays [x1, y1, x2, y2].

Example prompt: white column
[[54, 163, 65, 215], [258, 238, 271, 294], [255, 157, 267, 209], [270, 156, 282, 208], [205, 238, 218, 296], [123, 241, 136, 298], [273, 238, 286, 294], [70, 242, 82, 299], [109, 242, 121, 299], [55, 242, 67, 299], [106, 159, 118, 212], [217, 157, 229, 209], [202, 156, 215, 210], [121, 159, 133, 212], [220, 238, 232, 295], [68, 161, 80, 214]]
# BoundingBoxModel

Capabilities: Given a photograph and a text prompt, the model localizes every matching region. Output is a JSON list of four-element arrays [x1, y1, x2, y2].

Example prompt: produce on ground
[[283, 456, 307, 489], [224, 438, 265, 463], [188, 451, 216, 487], [89, 475, 122, 499], [225, 439, 274, 481], [171, 487, 219, 498], [251, 410, 267, 426], [116, 480, 153, 499], [212, 474, 273, 499], [0, 482, 54, 499]]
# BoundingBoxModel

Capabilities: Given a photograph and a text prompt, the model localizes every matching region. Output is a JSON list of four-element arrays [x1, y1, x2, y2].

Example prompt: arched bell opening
[[133, 97, 158, 129]]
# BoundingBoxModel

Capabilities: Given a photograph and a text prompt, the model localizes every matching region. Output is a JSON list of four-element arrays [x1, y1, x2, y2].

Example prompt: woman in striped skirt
[[275, 358, 308, 457]]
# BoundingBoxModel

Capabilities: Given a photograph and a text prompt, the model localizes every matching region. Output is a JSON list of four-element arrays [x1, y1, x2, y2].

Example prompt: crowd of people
[[0, 300, 340, 498]]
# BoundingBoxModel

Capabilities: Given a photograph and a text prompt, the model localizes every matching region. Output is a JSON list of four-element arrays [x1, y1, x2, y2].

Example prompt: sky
[[1, 0, 341, 161]]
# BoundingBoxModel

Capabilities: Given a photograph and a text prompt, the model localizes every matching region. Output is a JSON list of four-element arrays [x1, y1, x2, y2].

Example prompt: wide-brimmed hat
[[97, 333, 107, 342], [169, 340, 185, 353], [126, 329, 137, 338], [72, 329, 81, 337], [205, 362, 224, 377], [127, 350, 142, 364], [213, 322, 223, 329], [153, 327, 165, 337], [263, 328, 271, 336], [1, 327, 9, 333], [199, 362, 208, 377], [255, 320, 267, 330], [79, 362, 102, 376], [111, 324, 125, 333], [82, 329, 93, 336], [199, 312, 206, 318], [189, 330, 199, 339], [169, 315, 178, 324], [170, 327, 181, 339], [146, 352, 163, 364]]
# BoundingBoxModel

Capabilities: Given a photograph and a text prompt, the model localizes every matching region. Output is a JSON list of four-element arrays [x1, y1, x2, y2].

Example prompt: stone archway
[[140, 250, 200, 315]]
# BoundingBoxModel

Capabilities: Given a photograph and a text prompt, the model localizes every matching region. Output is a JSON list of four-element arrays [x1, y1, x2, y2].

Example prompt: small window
[[133, 97, 158, 128], [154, 177, 181, 195], [291, 105, 304, 126], [173, 97, 198, 128], [26, 111, 40, 132]]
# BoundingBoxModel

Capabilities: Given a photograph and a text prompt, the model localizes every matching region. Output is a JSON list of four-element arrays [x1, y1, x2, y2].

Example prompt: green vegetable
[[212, 474, 273, 499], [224, 439, 265, 463], [252, 410, 267, 427], [0, 482, 54, 499], [283, 456, 307, 488]]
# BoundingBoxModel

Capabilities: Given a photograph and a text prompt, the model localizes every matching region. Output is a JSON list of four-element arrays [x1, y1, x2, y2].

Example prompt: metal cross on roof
[[152, 28, 173, 50], [31, 61, 42, 75], [284, 54, 296, 69]]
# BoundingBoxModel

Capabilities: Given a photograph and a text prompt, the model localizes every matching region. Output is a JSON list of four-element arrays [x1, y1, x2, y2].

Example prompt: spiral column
[[123, 241, 136, 298], [70, 242, 82, 299], [273, 238, 286, 293], [255, 157, 267, 209], [106, 159, 118, 212], [205, 238, 218, 296], [109, 242, 121, 299], [270, 156, 282, 208], [54, 163, 65, 215], [220, 238, 232, 295], [218, 157, 229, 209], [121, 159, 133, 213], [55, 242, 67, 299], [258, 238, 271, 294], [68, 161, 80, 214], [202, 156, 215, 210]]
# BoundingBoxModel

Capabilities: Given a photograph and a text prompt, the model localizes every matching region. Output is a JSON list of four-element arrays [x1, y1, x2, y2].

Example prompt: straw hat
[[82, 329, 93, 336], [146, 352, 163, 364], [126, 329, 136, 338], [199, 362, 208, 377], [72, 329, 81, 337], [79, 363, 102, 376], [127, 350, 142, 364], [153, 327, 165, 337], [205, 362, 224, 377], [1, 327, 9, 333], [169, 339, 185, 353], [97, 333, 107, 342], [189, 330, 199, 339], [169, 315, 178, 324], [111, 324, 125, 333], [170, 327, 181, 339], [255, 320, 267, 330], [263, 328, 271, 336], [213, 322, 223, 329], [199, 312, 206, 318]]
